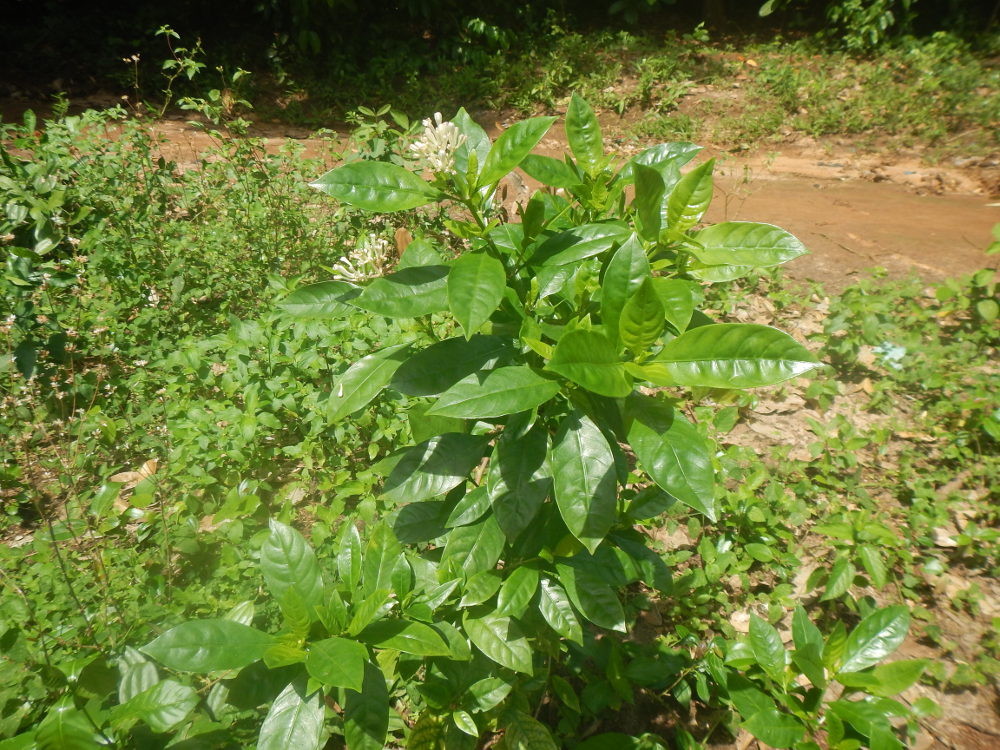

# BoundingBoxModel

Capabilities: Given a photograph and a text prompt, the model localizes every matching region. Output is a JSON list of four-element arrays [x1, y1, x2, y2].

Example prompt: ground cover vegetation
[[2, 69, 999, 747]]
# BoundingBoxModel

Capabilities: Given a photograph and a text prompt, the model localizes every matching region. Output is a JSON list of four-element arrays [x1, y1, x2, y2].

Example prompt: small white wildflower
[[146, 288, 161, 307], [133, 359, 148, 367], [408, 112, 466, 175]]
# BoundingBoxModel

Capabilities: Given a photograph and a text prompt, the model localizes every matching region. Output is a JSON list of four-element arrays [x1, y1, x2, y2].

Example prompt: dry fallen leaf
[[110, 459, 158, 489]]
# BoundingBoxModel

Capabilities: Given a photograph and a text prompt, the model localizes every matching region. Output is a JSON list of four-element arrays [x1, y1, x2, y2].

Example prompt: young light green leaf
[[448, 252, 506, 339], [427, 366, 560, 419], [566, 94, 603, 174], [647, 323, 819, 388], [749, 614, 787, 683], [857, 544, 889, 588], [692, 222, 807, 268], [601, 234, 650, 346], [651, 278, 700, 333], [305, 636, 367, 692], [496, 565, 540, 618], [462, 610, 533, 674], [551, 411, 618, 553], [381, 433, 488, 504], [632, 163, 665, 241], [311, 161, 440, 212], [538, 576, 584, 644], [337, 522, 363, 590], [261, 519, 325, 615], [478, 116, 556, 187], [142, 620, 274, 672], [328, 343, 409, 422], [820, 556, 855, 602], [278, 280, 360, 319], [626, 394, 716, 521], [344, 662, 390, 750], [358, 619, 451, 656], [839, 606, 910, 674], [258, 681, 325, 750], [619, 276, 665, 354], [547, 329, 632, 398], [741, 708, 805, 749], [353, 265, 450, 318], [392, 335, 511, 396], [667, 158, 714, 232]]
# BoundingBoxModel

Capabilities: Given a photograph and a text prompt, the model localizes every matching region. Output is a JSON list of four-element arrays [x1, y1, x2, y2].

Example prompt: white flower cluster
[[408, 112, 467, 174], [331, 233, 393, 282]]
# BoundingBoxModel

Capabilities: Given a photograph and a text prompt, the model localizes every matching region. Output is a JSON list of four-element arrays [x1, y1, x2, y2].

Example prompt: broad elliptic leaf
[[601, 234, 650, 346], [261, 520, 325, 616], [547, 329, 632, 398], [344, 661, 390, 750], [566, 94, 603, 174], [520, 154, 581, 189], [311, 161, 440, 212], [667, 158, 715, 232], [839, 606, 910, 674], [742, 708, 805, 749], [448, 252, 506, 339], [328, 343, 409, 422], [749, 614, 787, 683], [651, 278, 700, 333], [441, 512, 506, 579], [555, 560, 626, 632], [392, 335, 511, 396], [692, 222, 807, 268], [496, 565, 540, 618], [463, 610, 533, 674], [626, 393, 716, 520], [478, 116, 556, 187], [35, 697, 102, 750], [338, 522, 363, 590], [621, 142, 702, 183], [258, 681, 325, 750], [452, 107, 492, 179], [501, 710, 559, 750], [792, 606, 824, 653], [305, 636, 367, 691], [619, 276, 665, 354], [531, 223, 630, 267], [142, 619, 274, 672], [361, 523, 403, 597], [632, 163, 665, 241], [428, 366, 559, 419], [353, 265, 449, 318], [278, 280, 360, 318], [446, 485, 491, 528], [359, 619, 451, 656], [125, 679, 199, 733], [488, 425, 551, 540], [648, 323, 819, 388], [381, 433, 488, 504], [551, 412, 618, 553], [538, 576, 583, 644]]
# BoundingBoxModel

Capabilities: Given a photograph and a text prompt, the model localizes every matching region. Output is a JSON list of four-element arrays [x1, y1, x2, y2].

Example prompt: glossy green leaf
[[632, 163, 665, 241], [359, 619, 451, 656], [792, 642, 827, 689], [520, 154, 581, 188], [537, 575, 583, 644], [452, 710, 478, 737], [409, 713, 448, 750], [305, 636, 367, 691], [278, 280, 360, 318], [35, 697, 101, 750], [839, 606, 910, 674], [361, 523, 403, 597], [858, 544, 889, 588], [647, 323, 819, 388], [622, 142, 702, 182], [261, 520, 325, 616], [488, 425, 551, 540], [619, 276, 665, 354], [328, 343, 409, 422], [651, 278, 700, 333], [496, 565, 539, 618], [353, 265, 449, 318], [258, 681, 325, 750], [394, 500, 449, 542], [749, 614, 787, 682], [551, 411, 618, 553], [692, 222, 807, 267], [344, 661, 390, 750], [478, 116, 556, 187], [555, 560, 626, 632], [601, 234, 650, 346], [311, 161, 439, 211], [566, 94, 603, 174], [392, 335, 511, 396], [469, 676, 514, 712], [446, 485, 491, 528], [441, 513, 506, 578], [667, 158, 714, 232], [448, 252, 506, 339], [463, 610, 533, 674], [820, 556, 855, 601], [547, 329, 632, 398], [865, 659, 927, 697], [142, 619, 274, 672], [428, 366, 560, 419], [125, 679, 198, 733], [452, 107, 491, 179], [460, 570, 502, 606], [741, 708, 805, 748], [337, 522, 363, 590], [531, 223, 630, 267], [626, 394, 716, 520], [501, 710, 559, 750], [792, 606, 824, 652], [381, 433, 488, 504], [686, 260, 756, 283]]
